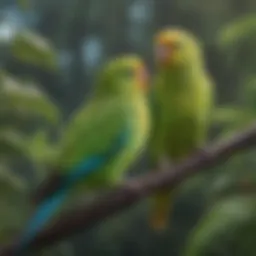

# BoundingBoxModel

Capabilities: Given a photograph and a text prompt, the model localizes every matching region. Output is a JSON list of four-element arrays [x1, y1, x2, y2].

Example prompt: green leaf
[[11, 30, 58, 71], [0, 164, 26, 191], [183, 196, 256, 256], [218, 14, 256, 50], [0, 71, 61, 126], [17, 0, 30, 11], [0, 129, 27, 159], [213, 106, 245, 126], [213, 105, 255, 140], [217, 15, 256, 69], [0, 166, 28, 243]]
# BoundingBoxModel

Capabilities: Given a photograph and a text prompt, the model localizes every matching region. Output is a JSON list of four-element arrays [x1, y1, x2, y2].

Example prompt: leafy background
[[0, 0, 256, 255]]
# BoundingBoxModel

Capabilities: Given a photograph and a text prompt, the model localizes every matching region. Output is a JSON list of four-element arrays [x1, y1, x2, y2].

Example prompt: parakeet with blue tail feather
[[15, 55, 150, 254]]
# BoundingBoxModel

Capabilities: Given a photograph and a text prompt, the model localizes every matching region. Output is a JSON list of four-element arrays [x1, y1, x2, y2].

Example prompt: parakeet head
[[154, 27, 204, 70], [95, 55, 149, 96]]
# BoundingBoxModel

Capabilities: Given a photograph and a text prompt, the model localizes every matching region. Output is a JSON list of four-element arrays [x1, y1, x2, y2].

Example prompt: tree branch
[[1, 123, 256, 255]]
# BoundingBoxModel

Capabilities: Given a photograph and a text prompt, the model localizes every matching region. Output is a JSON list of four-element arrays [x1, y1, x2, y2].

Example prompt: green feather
[[149, 28, 214, 231], [47, 55, 150, 195]]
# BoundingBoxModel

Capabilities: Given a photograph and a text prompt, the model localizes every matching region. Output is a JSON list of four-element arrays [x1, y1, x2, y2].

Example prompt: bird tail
[[14, 190, 67, 254], [149, 190, 173, 231]]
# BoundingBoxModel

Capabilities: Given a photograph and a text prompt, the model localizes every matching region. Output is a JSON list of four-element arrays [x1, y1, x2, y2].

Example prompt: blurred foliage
[[0, 71, 59, 125], [0, 15, 61, 243], [17, 0, 29, 11], [0, 0, 255, 255], [11, 30, 58, 71], [184, 196, 256, 256], [217, 14, 256, 73]]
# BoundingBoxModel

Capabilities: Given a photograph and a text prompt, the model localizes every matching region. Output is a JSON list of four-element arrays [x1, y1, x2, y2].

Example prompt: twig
[[1, 123, 256, 255]]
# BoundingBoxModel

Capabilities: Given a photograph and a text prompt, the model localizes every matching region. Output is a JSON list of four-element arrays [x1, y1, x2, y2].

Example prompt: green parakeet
[[15, 55, 151, 253], [149, 28, 214, 231]]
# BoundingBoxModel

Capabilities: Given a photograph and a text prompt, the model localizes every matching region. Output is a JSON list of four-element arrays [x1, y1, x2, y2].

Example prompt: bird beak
[[137, 66, 149, 90], [155, 45, 172, 66]]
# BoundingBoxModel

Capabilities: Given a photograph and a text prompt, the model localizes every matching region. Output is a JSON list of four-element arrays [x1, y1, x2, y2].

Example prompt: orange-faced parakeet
[[16, 55, 150, 253], [149, 28, 214, 231]]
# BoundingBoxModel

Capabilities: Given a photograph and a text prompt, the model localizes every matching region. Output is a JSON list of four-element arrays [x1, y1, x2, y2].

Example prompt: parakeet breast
[[156, 74, 206, 160], [74, 95, 150, 189], [105, 95, 150, 181]]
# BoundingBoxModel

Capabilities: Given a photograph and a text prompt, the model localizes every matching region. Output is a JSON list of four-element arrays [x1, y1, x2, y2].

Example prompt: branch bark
[[1, 123, 256, 255]]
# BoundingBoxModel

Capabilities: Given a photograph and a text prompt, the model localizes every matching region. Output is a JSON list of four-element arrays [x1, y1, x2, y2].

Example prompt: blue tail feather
[[14, 126, 130, 254], [14, 190, 68, 254]]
